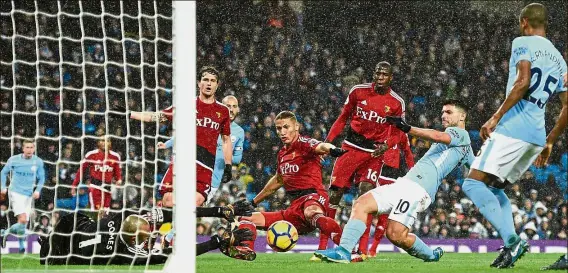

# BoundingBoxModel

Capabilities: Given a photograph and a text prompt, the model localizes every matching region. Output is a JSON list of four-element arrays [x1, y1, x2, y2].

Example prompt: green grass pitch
[[1, 254, 164, 272], [2, 253, 563, 272], [196, 253, 563, 273]]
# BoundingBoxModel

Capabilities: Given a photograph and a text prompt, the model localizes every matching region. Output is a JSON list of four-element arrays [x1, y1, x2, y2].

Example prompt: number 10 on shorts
[[394, 199, 410, 214]]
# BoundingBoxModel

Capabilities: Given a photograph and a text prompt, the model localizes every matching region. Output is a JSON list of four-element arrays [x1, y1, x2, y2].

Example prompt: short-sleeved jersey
[[327, 83, 405, 152], [72, 149, 122, 186], [1, 154, 46, 196], [196, 98, 231, 171], [277, 136, 325, 197], [405, 127, 475, 200], [496, 36, 567, 146]]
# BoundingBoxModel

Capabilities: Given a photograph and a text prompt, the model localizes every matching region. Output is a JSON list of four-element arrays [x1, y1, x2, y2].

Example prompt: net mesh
[[0, 1, 173, 270]]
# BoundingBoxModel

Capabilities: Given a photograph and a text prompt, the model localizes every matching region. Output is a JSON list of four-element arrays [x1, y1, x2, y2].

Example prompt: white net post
[[0, 1, 173, 270]]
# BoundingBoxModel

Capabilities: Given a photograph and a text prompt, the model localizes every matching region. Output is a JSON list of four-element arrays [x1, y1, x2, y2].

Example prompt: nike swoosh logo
[[510, 243, 521, 257]]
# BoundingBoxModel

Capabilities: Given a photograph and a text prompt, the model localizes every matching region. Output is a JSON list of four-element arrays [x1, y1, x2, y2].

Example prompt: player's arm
[[129, 111, 165, 122], [0, 157, 13, 194], [251, 174, 284, 206], [314, 142, 347, 157], [535, 91, 568, 167], [34, 159, 46, 198], [486, 61, 531, 122], [385, 116, 452, 145], [71, 158, 89, 195], [220, 113, 233, 183], [326, 88, 357, 143], [232, 131, 244, 165]]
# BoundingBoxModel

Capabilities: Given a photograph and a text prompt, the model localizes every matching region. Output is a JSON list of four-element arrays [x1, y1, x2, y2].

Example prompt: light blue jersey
[[1, 154, 46, 197], [211, 122, 245, 188], [495, 36, 567, 146], [405, 127, 475, 200]]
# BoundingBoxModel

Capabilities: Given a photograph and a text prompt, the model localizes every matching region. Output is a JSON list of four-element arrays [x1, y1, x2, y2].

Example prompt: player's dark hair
[[443, 99, 468, 114], [198, 66, 220, 81], [375, 61, 392, 74], [520, 3, 548, 29], [275, 111, 297, 122]]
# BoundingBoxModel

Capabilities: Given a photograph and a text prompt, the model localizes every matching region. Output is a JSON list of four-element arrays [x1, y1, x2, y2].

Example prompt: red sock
[[370, 214, 388, 254], [357, 214, 373, 254], [238, 220, 257, 250], [318, 206, 337, 250], [312, 213, 342, 246]]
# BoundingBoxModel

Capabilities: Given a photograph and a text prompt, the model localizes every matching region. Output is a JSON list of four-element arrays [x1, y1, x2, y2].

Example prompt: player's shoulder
[[233, 123, 245, 134], [446, 127, 470, 143], [214, 100, 230, 112], [348, 83, 373, 94], [85, 149, 100, 158], [33, 155, 45, 163], [388, 89, 406, 107], [108, 150, 121, 161]]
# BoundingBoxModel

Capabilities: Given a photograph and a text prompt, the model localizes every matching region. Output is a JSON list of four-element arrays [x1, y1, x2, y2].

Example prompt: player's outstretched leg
[[369, 214, 388, 257], [314, 193, 376, 263], [463, 173, 527, 268], [385, 220, 443, 262], [312, 187, 343, 262]]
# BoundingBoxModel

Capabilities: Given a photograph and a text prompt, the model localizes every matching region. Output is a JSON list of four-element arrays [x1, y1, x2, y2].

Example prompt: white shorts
[[471, 132, 543, 183], [9, 191, 33, 220], [368, 177, 432, 228]]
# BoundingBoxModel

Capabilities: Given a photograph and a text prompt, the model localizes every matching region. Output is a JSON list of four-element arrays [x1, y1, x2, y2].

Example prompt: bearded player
[[233, 111, 348, 251], [317, 61, 406, 261]]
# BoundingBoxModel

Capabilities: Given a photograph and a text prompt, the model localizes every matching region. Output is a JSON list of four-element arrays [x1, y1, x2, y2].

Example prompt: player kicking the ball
[[234, 111, 348, 251], [315, 100, 474, 263]]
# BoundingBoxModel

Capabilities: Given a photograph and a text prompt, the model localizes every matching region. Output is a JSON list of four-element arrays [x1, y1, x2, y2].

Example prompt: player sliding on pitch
[[315, 100, 474, 263]]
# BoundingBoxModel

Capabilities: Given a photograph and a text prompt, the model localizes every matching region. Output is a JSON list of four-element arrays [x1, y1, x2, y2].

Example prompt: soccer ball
[[266, 220, 298, 252]]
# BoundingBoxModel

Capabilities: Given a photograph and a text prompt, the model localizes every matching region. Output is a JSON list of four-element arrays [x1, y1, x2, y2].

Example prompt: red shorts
[[196, 163, 212, 200], [377, 165, 398, 186], [159, 163, 174, 196], [89, 186, 111, 210], [261, 193, 327, 234], [330, 143, 384, 189]]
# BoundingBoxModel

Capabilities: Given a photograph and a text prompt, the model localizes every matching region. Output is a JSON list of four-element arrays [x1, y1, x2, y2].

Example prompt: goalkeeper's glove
[[385, 116, 411, 133], [329, 147, 348, 157], [231, 200, 256, 216], [221, 164, 233, 183]]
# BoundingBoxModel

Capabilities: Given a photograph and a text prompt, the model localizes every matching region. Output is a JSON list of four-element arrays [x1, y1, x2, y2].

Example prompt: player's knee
[[352, 198, 371, 214], [358, 182, 374, 195], [328, 187, 344, 205], [304, 205, 323, 220], [385, 223, 406, 245]]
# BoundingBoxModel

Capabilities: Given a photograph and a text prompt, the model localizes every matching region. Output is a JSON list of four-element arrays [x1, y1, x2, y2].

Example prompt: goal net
[[1, 0, 173, 270]]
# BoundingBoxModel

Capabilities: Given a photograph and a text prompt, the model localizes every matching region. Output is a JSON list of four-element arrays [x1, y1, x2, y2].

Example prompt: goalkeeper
[[39, 209, 170, 265]]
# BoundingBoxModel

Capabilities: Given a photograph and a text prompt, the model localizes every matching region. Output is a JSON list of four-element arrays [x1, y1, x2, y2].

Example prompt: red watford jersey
[[196, 98, 230, 170], [383, 131, 415, 169], [72, 149, 122, 186], [277, 135, 326, 197], [327, 83, 405, 152]]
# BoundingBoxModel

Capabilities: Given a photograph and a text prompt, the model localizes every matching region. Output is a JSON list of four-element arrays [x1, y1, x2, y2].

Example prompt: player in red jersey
[[71, 137, 122, 218], [369, 130, 415, 257], [195, 66, 233, 206], [316, 61, 406, 261], [235, 111, 348, 251], [129, 106, 174, 207]]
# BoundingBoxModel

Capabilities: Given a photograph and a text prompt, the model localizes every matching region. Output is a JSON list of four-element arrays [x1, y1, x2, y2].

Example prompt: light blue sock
[[490, 187, 520, 247], [407, 236, 435, 260], [339, 219, 367, 252], [463, 178, 518, 247], [18, 224, 27, 250]]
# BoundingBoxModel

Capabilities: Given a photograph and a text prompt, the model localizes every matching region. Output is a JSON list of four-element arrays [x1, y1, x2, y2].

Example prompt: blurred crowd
[[198, 1, 567, 240], [0, 1, 172, 228]]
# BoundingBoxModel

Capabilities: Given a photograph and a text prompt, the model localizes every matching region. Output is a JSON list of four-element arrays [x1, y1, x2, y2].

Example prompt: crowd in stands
[[198, 1, 567, 241]]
